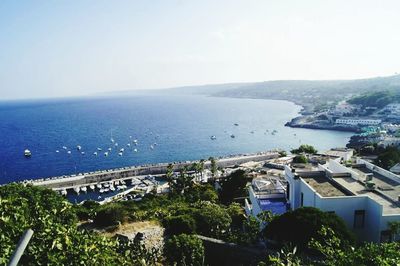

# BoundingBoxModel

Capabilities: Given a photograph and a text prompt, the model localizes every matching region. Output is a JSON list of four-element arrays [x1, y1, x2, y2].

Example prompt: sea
[[0, 94, 353, 184]]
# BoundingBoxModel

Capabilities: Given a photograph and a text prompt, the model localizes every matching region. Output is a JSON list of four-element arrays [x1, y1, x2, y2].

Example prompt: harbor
[[23, 151, 279, 203]]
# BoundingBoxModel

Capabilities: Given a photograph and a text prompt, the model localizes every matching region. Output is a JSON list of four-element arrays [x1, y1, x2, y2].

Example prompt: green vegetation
[[292, 154, 308, 163], [374, 146, 400, 170], [348, 90, 400, 108], [164, 234, 204, 266], [0, 184, 157, 265], [291, 144, 317, 155], [263, 207, 355, 252], [218, 169, 248, 205]]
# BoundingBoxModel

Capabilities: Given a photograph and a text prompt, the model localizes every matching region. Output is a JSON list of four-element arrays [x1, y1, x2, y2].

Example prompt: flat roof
[[333, 175, 400, 215], [300, 174, 350, 197], [350, 165, 400, 203]]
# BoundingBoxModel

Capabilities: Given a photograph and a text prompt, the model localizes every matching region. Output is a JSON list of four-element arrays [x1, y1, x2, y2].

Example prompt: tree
[[166, 163, 174, 193], [291, 144, 318, 155], [292, 155, 308, 163], [309, 226, 400, 266], [194, 202, 232, 238], [209, 157, 218, 178], [263, 207, 354, 252], [218, 169, 248, 205], [198, 159, 205, 181], [163, 214, 197, 235], [374, 146, 400, 170], [164, 234, 204, 266]]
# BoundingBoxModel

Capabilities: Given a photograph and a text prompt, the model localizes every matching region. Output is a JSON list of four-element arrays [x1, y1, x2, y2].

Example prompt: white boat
[[110, 186, 115, 191], [89, 184, 95, 190], [56, 150, 59, 153], [104, 188, 110, 193], [150, 145, 154, 150], [133, 139, 138, 144], [134, 148, 138, 152], [115, 143, 118, 147], [230, 134, 235, 138], [120, 148, 124, 152], [99, 188, 104, 193], [210, 135, 217, 140], [97, 148, 102, 151], [96, 183, 102, 189], [81, 152, 85, 155], [73, 187, 80, 194], [77, 145, 82, 151], [24, 149, 32, 157], [81, 186, 87, 193], [104, 152, 109, 156], [93, 152, 98, 156], [111, 138, 114, 143], [127, 143, 131, 147], [103, 183, 110, 188], [67, 151, 72, 154], [62, 146, 67, 150], [118, 152, 123, 156], [61, 189, 67, 196], [121, 180, 126, 185], [108, 147, 112, 151]]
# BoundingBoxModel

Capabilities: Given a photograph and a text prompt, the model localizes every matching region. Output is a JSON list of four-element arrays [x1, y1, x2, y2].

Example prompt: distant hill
[[167, 74, 400, 112]]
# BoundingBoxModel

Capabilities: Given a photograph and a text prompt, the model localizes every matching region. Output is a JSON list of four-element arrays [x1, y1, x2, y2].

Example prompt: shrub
[[292, 155, 308, 163], [263, 207, 354, 251], [164, 234, 204, 266], [94, 204, 125, 227], [164, 214, 196, 235]]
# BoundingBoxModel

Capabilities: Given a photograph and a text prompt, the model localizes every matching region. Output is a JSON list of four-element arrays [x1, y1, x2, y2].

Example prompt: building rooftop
[[299, 172, 351, 197], [332, 175, 400, 214]]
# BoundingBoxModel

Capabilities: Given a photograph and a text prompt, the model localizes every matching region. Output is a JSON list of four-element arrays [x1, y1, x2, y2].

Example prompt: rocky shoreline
[[285, 115, 360, 133]]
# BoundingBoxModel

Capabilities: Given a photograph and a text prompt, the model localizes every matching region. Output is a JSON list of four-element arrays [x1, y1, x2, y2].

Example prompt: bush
[[292, 155, 308, 163], [291, 144, 318, 155], [164, 234, 204, 266], [194, 202, 232, 238], [164, 214, 196, 235], [94, 204, 125, 227], [263, 207, 354, 251]]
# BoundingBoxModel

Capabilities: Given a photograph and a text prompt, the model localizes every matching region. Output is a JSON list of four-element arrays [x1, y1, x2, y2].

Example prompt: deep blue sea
[[0, 94, 352, 184]]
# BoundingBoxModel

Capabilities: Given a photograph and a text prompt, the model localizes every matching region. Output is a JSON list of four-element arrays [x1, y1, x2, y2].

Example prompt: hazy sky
[[1, 0, 400, 99]]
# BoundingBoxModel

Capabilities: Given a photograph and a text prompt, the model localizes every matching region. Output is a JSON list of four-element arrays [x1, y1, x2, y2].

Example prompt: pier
[[26, 151, 279, 192]]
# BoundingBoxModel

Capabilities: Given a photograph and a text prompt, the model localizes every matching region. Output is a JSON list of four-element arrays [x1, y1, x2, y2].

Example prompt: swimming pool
[[258, 198, 288, 215]]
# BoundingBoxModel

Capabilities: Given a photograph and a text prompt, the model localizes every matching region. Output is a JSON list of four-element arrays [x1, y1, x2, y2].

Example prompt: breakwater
[[26, 151, 279, 191]]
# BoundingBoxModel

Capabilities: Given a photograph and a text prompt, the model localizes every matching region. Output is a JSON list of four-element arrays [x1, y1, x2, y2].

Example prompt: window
[[354, 210, 365, 229], [300, 192, 304, 207]]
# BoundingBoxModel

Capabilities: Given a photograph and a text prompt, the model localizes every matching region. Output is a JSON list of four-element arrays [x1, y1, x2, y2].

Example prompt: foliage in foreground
[[164, 234, 204, 266], [0, 184, 156, 265], [263, 207, 355, 252]]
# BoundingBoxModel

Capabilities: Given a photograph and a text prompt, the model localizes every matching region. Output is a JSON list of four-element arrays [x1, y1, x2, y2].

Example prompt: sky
[[1, 0, 400, 100]]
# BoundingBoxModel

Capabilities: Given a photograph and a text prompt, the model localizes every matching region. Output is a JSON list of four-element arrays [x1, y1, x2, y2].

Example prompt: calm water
[[0, 94, 352, 183]]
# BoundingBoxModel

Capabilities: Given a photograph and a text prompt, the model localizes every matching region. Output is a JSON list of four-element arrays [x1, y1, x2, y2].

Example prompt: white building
[[323, 148, 354, 162], [285, 159, 400, 243], [384, 103, 400, 115], [335, 118, 382, 126], [245, 175, 288, 219]]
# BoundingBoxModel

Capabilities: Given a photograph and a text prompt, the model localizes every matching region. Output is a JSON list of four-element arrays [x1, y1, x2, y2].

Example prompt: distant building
[[335, 118, 382, 126], [384, 103, 400, 115], [285, 158, 400, 243], [323, 148, 354, 161]]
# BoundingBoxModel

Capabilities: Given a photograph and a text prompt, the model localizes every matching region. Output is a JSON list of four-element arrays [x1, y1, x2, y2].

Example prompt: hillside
[[168, 74, 400, 112]]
